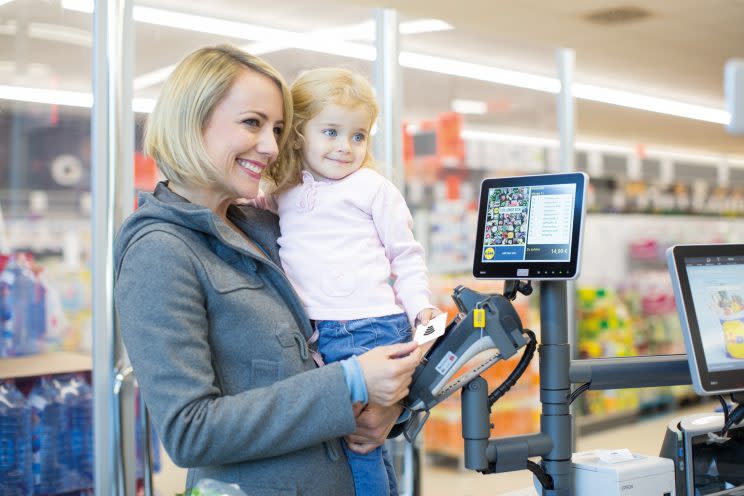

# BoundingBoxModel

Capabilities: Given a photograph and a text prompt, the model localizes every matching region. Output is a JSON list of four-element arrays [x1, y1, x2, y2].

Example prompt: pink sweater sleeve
[[370, 180, 434, 325]]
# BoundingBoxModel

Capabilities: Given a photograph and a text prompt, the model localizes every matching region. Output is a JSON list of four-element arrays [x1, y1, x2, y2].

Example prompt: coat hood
[[114, 181, 281, 277]]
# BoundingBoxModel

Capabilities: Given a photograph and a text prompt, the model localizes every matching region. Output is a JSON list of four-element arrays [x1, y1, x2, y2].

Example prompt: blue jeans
[[315, 313, 412, 496]]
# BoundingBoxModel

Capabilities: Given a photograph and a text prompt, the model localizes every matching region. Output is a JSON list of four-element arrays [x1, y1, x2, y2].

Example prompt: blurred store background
[[0, 0, 742, 494]]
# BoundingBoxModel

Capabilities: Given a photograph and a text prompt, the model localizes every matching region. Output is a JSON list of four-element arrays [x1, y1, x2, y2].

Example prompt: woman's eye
[[242, 118, 260, 127], [322, 129, 337, 137], [352, 133, 366, 143], [273, 126, 283, 136]]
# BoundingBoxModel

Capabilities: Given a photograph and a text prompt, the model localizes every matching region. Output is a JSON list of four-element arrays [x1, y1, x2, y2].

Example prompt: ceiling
[[1, 0, 743, 157]]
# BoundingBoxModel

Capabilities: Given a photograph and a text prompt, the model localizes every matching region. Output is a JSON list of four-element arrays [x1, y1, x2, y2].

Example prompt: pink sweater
[[254, 168, 432, 324]]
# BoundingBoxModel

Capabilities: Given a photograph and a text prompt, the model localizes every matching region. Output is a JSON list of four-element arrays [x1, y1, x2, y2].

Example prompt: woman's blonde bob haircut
[[144, 45, 298, 192], [280, 67, 379, 189]]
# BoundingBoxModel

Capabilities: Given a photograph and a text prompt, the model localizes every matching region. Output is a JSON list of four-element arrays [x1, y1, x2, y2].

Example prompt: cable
[[527, 460, 554, 490], [488, 329, 537, 407], [718, 395, 730, 424], [720, 403, 744, 438], [569, 382, 592, 405]]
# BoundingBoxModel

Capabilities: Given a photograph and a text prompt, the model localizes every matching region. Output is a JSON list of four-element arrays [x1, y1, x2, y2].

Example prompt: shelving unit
[[0, 351, 91, 380]]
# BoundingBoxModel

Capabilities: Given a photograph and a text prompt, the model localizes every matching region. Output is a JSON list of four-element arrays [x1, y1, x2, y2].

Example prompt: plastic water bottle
[[0, 255, 14, 357], [28, 376, 64, 494], [55, 374, 93, 491], [0, 380, 33, 496], [53, 374, 78, 492], [5, 255, 46, 357], [26, 266, 46, 354]]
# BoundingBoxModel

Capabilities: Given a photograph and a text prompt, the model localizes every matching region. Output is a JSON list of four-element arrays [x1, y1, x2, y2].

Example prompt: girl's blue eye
[[243, 118, 260, 127], [352, 133, 366, 143], [322, 129, 337, 137]]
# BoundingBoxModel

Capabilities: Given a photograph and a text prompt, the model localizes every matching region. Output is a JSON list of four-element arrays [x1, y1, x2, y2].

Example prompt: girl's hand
[[414, 307, 444, 355], [357, 341, 421, 406], [414, 307, 442, 327]]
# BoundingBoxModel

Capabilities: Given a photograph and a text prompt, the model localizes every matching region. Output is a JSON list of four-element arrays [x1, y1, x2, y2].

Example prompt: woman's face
[[202, 68, 284, 201]]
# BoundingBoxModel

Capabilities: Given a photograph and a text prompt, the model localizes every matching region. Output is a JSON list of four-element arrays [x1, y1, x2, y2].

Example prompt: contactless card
[[413, 312, 447, 345]]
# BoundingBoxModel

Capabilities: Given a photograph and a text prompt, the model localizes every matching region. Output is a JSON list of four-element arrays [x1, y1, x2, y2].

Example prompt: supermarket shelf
[[0, 351, 92, 379], [575, 409, 639, 436]]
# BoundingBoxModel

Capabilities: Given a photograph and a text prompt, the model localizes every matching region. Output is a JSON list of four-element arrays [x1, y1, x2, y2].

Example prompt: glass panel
[[399, 26, 557, 463], [0, 0, 93, 494]]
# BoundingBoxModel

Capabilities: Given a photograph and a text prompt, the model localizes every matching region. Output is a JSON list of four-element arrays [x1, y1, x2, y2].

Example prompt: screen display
[[480, 183, 575, 263], [685, 257, 744, 373], [691, 427, 744, 495]]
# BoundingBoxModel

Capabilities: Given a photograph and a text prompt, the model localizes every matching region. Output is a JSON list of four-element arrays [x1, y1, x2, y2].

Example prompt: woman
[[114, 45, 421, 495]]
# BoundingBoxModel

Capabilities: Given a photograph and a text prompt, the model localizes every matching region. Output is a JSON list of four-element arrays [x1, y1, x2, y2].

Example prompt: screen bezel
[[472, 172, 587, 280], [668, 244, 744, 396]]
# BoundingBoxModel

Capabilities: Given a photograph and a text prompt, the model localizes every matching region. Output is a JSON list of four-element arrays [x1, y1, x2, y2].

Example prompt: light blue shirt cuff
[[340, 356, 368, 405]]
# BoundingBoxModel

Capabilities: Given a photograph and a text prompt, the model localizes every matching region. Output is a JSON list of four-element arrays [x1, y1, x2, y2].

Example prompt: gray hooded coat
[[114, 182, 356, 495]]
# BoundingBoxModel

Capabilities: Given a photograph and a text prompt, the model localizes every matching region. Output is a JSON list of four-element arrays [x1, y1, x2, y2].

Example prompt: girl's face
[[202, 69, 284, 202], [301, 103, 371, 181]]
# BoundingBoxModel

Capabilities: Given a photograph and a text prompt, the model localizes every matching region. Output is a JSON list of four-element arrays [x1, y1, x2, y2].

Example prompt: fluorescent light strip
[[574, 83, 729, 125], [401, 52, 560, 94], [63, 1, 730, 125], [462, 129, 744, 165], [451, 99, 488, 115], [0, 84, 155, 112], [0, 85, 92, 108], [60, 0, 92, 13], [134, 6, 288, 41], [29, 22, 92, 47]]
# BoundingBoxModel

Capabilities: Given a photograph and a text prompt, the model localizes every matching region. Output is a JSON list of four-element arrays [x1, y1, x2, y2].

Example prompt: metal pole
[[539, 281, 572, 496], [92, 0, 135, 493], [374, 9, 415, 495], [556, 48, 577, 454], [374, 8, 404, 189]]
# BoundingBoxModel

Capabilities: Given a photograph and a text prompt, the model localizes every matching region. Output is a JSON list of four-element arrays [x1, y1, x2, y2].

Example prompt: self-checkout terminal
[[401, 172, 744, 495]]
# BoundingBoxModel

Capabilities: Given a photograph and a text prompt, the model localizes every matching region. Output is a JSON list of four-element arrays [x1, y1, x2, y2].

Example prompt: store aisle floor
[[154, 403, 714, 495]]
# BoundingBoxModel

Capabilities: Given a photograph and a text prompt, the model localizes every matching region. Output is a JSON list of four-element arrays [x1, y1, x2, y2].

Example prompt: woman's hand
[[357, 341, 421, 406], [345, 403, 403, 454]]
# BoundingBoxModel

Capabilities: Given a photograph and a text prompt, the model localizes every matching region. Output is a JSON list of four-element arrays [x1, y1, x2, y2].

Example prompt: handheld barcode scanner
[[403, 285, 531, 441]]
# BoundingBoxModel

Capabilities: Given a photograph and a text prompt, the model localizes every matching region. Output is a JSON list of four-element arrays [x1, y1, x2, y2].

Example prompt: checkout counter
[[400, 172, 744, 495]]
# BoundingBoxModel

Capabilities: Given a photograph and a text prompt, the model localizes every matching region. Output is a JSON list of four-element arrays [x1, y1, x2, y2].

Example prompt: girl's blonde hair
[[281, 67, 379, 189], [143, 44, 297, 191]]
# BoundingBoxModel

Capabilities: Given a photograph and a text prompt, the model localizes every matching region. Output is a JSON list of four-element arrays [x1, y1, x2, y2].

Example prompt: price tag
[[473, 308, 485, 328]]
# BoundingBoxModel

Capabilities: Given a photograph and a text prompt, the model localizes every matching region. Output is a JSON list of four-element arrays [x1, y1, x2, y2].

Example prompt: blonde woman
[[114, 46, 421, 495]]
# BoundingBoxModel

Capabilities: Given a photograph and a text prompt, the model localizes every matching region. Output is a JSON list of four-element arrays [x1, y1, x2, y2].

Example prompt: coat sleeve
[[115, 231, 356, 467]]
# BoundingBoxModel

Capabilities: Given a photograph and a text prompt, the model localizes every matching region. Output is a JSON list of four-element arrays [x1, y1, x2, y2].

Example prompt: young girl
[[249, 67, 440, 496]]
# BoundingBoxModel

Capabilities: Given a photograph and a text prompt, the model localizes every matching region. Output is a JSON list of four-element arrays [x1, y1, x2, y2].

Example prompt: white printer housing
[[571, 450, 675, 496]]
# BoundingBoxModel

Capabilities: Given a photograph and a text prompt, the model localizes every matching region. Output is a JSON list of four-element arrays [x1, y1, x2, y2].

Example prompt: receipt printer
[[572, 450, 675, 496]]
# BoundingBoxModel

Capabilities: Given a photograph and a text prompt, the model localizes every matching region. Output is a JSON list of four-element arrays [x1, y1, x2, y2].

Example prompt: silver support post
[[374, 8, 404, 189], [92, 0, 135, 494], [556, 48, 577, 454], [375, 9, 415, 496], [539, 281, 572, 496]]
